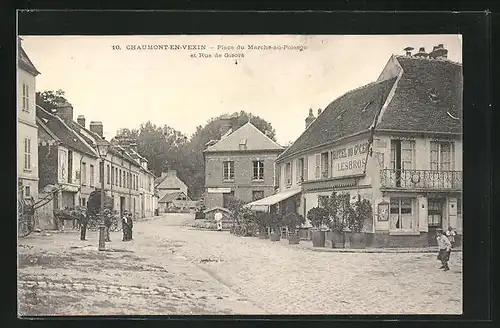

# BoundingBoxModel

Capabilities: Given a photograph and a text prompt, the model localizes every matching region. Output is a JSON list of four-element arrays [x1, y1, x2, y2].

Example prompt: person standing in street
[[79, 208, 88, 241], [104, 209, 112, 242], [214, 210, 223, 231], [445, 226, 456, 248], [436, 228, 452, 271], [127, 212, 134, 240], [122, 210, 129, 241]]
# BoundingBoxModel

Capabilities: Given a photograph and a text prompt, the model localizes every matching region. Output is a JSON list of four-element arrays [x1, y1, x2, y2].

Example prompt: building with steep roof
[[203, 120, 284, 210], [251, 44, 462, 247], [17, 38, 41, 201]]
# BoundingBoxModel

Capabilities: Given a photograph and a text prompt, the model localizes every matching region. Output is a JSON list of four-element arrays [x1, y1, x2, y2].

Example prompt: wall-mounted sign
[[378, 201, 390, 221], [331, 141, 369, 178], [207, 188, 232, 193]]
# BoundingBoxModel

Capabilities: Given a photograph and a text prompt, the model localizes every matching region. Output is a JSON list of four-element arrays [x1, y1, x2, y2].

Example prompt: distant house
[[155, 170, 189, 201], [158, 191, 194, 212], [203, 116, 284, 210]]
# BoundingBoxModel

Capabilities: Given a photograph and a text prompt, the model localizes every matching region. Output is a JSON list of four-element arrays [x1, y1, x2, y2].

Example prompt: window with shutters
[[321, 152, 329, 178], [23, 137, 31, 170], [81, 163, 87, 185], [252, 160, 264, 180], [297, 158, 305, 183], [285, 162, 292, 186], [89, 165, 95, 187], [22, 83, 30, 112], [315, 154, 321, 179]]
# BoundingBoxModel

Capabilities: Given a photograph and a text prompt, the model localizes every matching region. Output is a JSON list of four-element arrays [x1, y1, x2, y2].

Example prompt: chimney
[[55, 101, 74, 124], [219, 114, 234, 137], [77, 115, 86, 128], [403, 47, 414, 56], [317, 108, 322, 116], [413, 47, 429, 58], [89, 121, 104, 137], [161, 170, 177, 178], [305, 108, 315, 129], [429, 44, 448, 60]]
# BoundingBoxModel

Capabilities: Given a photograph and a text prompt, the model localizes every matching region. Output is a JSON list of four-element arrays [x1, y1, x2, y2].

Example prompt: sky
[[21, 35, 462, 145]]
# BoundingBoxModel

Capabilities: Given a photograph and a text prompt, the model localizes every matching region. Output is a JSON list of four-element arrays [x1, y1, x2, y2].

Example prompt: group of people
[[79, 208, 133, 242], [436, 226, 457, 272]]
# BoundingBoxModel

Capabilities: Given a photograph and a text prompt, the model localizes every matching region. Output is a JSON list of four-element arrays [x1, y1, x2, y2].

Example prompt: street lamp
[[96, 139, 109, 251]]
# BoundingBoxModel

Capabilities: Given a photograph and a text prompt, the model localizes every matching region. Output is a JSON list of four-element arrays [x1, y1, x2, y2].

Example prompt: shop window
[[390, 197, 415, 230]]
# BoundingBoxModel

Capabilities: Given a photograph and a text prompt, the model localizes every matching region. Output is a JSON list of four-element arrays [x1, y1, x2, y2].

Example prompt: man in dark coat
[[79, 208, 88, 241], [104, 209, 112, 242], [127, 212, 134, 240], [122, 210, 129, 241]]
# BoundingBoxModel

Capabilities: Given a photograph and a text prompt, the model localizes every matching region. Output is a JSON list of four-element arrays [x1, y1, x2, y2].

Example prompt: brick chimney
[[317, 108, 322, 116], [429, 44, 448, 59], [55, 101, 74, 124], [89, 121, 104, 137], [403, 47, 414, 56], [305, 108, 315, 129], [413, 47, 429, 58], [219, 114, 234, 137], [77, 115, 86, 128]]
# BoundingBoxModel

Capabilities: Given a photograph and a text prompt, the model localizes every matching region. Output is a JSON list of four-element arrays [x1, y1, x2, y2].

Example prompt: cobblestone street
[[18, 214, 462, 316]]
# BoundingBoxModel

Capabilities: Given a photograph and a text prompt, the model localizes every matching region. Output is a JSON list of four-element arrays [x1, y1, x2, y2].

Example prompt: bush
[[282, 212, 305, 230], [267, 213, 282, 230], [254, 212, 269, 230], [349, 197, 373, 233], [306, 207, 329, 229], [324, 191, 349, 232]]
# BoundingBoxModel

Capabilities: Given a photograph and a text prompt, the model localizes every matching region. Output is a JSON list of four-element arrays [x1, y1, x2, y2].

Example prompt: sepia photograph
[[17, 33, 463, 316]]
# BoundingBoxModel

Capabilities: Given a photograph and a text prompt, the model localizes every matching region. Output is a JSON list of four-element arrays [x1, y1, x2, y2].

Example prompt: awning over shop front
[[245, 187, 302, 211]]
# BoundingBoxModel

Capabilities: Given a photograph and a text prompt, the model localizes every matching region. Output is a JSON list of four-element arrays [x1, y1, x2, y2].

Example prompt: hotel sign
[[207, 188, 232, 193], [331, 141, 369, 178]]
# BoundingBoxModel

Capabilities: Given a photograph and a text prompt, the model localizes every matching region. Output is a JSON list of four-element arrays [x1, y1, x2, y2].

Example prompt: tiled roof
[[159, 191, 187, 203], [278, 77, 397, 162], [204, 122, 284, 153], [36, 106, 98, 157], [155, 174, 188, 190], [18, 44, 40, 75], [376, 56, 462, 134]]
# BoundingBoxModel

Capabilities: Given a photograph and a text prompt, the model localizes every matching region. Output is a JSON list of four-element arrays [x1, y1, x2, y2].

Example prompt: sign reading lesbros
[[331, 141, 369, 177]]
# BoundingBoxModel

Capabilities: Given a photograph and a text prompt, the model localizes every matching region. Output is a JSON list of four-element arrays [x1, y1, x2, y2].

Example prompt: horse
[[53, 207, 86, 231]]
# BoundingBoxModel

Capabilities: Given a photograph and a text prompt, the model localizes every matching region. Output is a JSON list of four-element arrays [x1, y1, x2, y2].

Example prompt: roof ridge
[[246, 121, 283, 149], [394, 54, 462, 67]]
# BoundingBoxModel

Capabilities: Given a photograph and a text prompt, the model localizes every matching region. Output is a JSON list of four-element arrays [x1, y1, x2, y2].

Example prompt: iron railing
[[380, 169, 462, 190]]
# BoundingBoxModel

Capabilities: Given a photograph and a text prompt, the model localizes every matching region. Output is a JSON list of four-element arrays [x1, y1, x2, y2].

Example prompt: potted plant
[[255, 212, 269, 239], [348, 196, 373, 249], [268, 213, 282, 242], [327, 192, 351, 248], [307, 207, 329, 247], [283, 212, 306, 244]]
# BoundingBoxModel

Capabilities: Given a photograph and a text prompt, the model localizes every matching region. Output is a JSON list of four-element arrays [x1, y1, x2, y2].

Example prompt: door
[[120, 197, 125, 217], [222, 191, 234, 208], [427, 198, 444, 246]]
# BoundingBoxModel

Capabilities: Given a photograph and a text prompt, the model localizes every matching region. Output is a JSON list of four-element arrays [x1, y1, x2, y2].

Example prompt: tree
[[36, 90, 68, 111]]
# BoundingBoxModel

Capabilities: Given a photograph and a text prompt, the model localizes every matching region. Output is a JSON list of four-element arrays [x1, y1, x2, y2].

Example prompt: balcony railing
[[380, 169, 462, 190]]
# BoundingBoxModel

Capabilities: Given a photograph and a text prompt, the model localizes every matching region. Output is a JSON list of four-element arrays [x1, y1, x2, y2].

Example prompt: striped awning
[[245, 187, 302, 211]]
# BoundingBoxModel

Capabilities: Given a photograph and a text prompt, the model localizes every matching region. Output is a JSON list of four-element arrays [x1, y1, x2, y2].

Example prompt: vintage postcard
[[17, 34, 463, 316]]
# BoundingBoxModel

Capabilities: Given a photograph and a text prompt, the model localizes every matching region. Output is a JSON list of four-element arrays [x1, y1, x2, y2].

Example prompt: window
[[223, 161, 234, 180], [297, 158, 305, 183], [253, 160, 264, 180], [321, 152, 329, 178], [110, 166, 114, 185], [119, 169, 122, 187], [390, 197, 414, 230], [285, 162, 292, 186], [22, 83, 30, 112], [252, 190, 264, 201], [115, 168, 118, 185], [123, 171, 126, 188], [457, 197, 462, 216], [89, 165, 95, 187], [428, 199, 443, 227], [390, 140, 415, 171], [81, 162, 87, 185], [23, 137, 31, 170], [25, 186, 31, 198], [430, 141, 455, 171], [106, 165, 110, 184]]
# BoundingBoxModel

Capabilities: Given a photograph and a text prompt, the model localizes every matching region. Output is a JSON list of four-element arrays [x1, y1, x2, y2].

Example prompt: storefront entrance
[[427, 198, 445, 246]]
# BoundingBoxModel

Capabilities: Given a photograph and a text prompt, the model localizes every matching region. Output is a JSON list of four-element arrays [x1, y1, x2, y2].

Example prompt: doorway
[[120, 197, 126, 217], [427, 198, 444, 246]]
